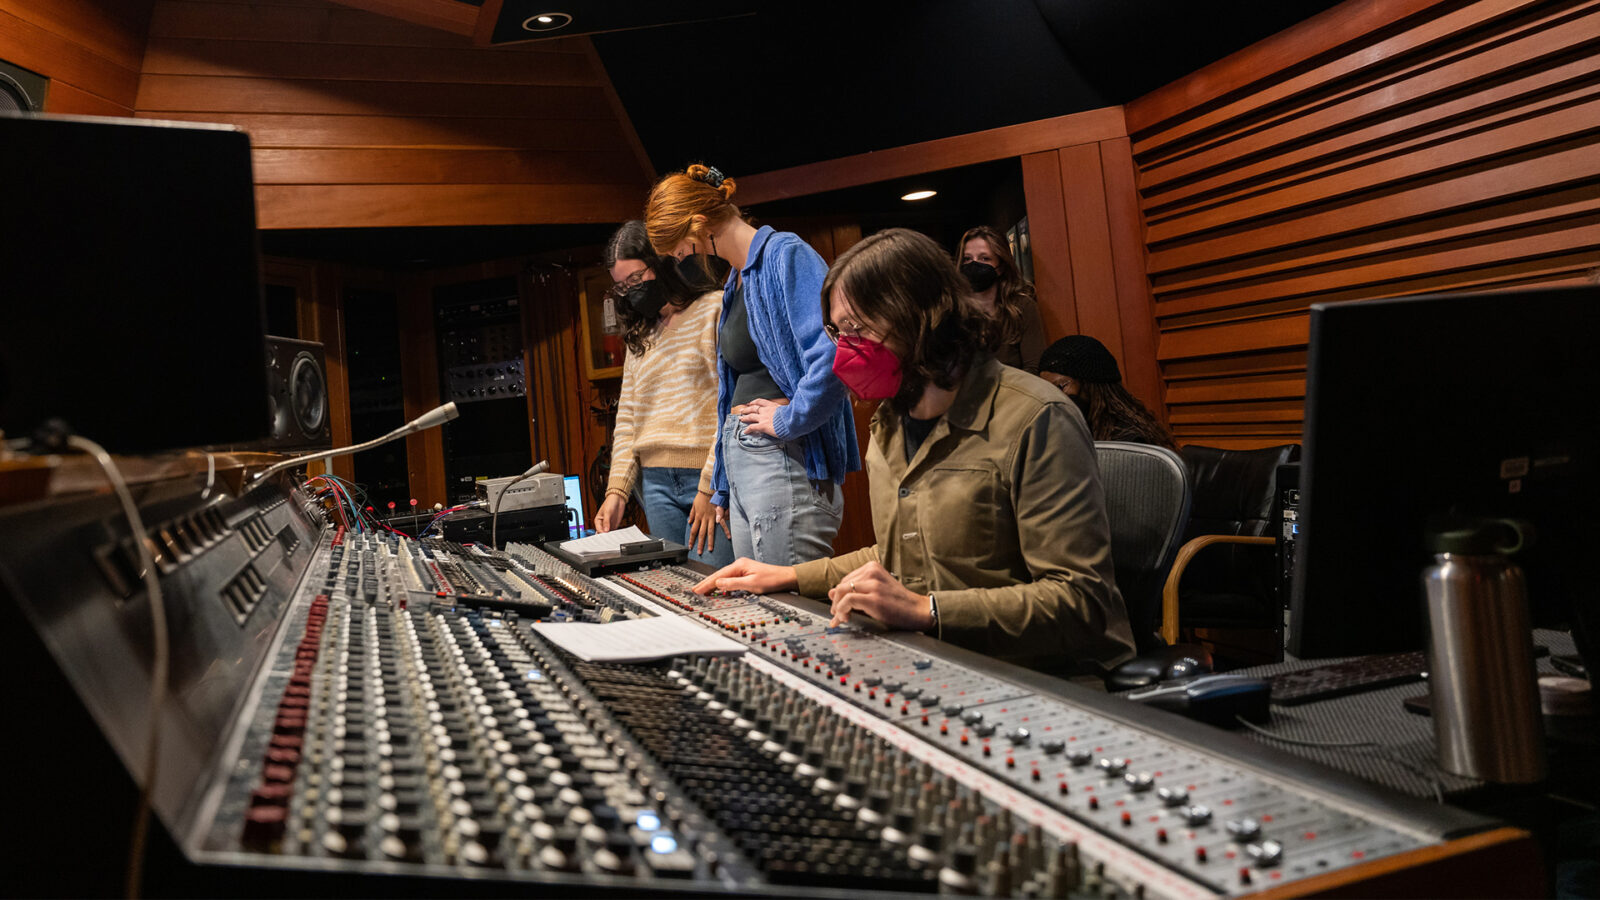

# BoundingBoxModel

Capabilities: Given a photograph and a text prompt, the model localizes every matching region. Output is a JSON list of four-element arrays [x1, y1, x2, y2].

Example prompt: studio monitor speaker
[[261, 335, 330, 451], [0, 60, 47, 113]]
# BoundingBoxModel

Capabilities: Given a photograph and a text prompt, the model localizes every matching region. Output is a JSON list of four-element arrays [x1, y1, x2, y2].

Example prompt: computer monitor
[[0, 113, 269, 452], [562, 475, 588, 537], [1290, 286, 1596, 673]]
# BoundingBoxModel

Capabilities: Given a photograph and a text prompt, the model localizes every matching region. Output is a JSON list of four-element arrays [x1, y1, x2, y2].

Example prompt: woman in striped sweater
[[593, 220, 735, 567]]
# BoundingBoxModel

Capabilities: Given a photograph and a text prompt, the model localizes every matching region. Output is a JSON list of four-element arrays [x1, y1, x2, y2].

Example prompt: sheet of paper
[[529, 614, 746, 664], [557, 525, 654, 558]]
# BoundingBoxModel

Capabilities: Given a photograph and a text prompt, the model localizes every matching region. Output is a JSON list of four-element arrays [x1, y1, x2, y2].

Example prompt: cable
[[66, 435, 168, 899], [491, 460, 549, 549]]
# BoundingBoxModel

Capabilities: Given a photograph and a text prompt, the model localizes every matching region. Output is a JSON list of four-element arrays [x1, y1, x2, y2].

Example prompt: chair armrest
[[1160, 535, 1276, 644]]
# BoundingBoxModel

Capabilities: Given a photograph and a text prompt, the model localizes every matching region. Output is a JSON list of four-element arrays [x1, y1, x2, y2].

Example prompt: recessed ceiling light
[[901, 190, 936, 201], [522, 12, 572, 32]]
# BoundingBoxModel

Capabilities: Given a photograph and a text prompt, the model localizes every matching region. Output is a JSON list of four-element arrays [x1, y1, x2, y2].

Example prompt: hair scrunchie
[[695, 166, 725, 188]]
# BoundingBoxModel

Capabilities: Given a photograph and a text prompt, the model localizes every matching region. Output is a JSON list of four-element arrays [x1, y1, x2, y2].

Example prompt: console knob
[[1247, 840, 1284, 868], [1227, 817, 1261, 843]]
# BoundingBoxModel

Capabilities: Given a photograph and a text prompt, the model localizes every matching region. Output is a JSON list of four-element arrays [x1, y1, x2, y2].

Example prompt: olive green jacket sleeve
[[933, 402, 1134, 674], [793, 546, 880, 598]]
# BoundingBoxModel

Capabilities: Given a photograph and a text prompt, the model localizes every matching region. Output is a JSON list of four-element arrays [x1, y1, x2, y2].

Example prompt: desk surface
[[1234, 631, 1589, 801]]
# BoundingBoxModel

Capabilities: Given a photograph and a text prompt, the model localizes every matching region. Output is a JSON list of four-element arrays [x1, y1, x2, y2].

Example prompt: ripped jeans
[[720, 413, 843, 565]]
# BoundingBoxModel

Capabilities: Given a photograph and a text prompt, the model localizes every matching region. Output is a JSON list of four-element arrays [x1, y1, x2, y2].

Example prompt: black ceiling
[[593, 0, 1346, 177]]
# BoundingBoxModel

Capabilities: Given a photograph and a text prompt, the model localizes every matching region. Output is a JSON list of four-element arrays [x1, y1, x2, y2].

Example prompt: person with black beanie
[[1038, 335, 1177, 450]]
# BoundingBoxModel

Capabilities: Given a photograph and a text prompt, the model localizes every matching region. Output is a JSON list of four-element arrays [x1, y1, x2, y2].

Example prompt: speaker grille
[[0, 60, 47, 112]]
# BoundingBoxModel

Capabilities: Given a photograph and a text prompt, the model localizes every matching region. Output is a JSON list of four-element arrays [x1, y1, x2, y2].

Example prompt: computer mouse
[[1125, 674, 1272, 727]]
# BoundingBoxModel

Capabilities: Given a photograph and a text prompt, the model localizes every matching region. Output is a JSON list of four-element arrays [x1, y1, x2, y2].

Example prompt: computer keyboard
[[1268, 650, 1428, 705]]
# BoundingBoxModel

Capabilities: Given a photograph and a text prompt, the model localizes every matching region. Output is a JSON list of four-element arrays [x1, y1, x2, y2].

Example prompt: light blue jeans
[[639, 466, 736, 569], [720, 413, 843, 565]]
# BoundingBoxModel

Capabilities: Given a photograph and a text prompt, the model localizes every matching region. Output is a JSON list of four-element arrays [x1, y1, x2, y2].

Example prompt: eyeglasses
[[608, 270, 648, 300], [824, 321, 878, 348]]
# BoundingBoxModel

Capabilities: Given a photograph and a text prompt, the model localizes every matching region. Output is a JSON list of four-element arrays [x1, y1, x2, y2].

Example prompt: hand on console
[[827, 561, 933, 632], [693, 558, 798, 595]]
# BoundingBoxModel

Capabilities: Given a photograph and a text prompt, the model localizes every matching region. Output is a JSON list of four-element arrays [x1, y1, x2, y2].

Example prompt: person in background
[[1038, 335, 1178, 451], [644, 164, 860, 565], [694, 228, 1134, 676], [956, 225, 1046, 373], [593, 220, 735, 567]]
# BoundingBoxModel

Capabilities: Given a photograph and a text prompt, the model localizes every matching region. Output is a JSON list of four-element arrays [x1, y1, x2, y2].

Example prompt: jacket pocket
[[916, 465, 999, 567]]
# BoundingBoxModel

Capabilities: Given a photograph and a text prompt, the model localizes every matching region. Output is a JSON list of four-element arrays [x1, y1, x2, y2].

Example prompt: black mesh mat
[[1231, 631, 1577, 799]]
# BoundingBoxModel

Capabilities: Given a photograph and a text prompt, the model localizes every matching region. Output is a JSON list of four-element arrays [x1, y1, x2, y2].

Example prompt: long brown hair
[[956, 225, 1036, 347], [1078, 382, 1178, 451], [822, 228, 997, 412], [644, 164, 741, 258]]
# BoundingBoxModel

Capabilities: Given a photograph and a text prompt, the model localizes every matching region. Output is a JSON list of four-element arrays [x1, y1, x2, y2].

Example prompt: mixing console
[[0, 474, 1531, 897]]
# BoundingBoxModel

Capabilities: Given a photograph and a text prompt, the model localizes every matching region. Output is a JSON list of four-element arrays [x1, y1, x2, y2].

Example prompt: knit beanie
[[1038, 335, 1122, 383]]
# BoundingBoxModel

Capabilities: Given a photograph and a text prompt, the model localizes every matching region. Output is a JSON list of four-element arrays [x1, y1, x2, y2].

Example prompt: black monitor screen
[[0, 113, 268, 453], [1290, 286, 1597, 661]]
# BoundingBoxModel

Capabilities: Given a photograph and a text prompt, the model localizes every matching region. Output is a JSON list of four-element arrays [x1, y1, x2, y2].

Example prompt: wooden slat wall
[[139, 0, 652, 229], [1124, 0, 1600, 449], [1021, 139, 1165, 412], [0, 0, 154, 115]]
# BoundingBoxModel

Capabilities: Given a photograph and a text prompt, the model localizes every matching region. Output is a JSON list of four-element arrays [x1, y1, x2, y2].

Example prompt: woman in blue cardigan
[[644, 164, 861, 564]]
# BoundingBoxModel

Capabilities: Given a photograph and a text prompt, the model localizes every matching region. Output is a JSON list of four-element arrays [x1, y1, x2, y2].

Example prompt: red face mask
[[831, 336, 903, 400]]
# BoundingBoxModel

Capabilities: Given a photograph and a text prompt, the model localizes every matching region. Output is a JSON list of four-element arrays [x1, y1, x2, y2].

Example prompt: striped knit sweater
[[605, 291, 722, 501]]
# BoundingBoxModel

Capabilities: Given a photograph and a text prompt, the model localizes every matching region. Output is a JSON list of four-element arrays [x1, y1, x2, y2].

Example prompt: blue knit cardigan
[[709, 226, 861, 507]]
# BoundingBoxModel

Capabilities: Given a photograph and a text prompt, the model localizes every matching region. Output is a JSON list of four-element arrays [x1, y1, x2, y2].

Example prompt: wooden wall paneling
[[138, 0, 650, 230], [1145, 133, 1600, 259], [250, 147, 645, 186], [1128, 0, 1502, 144], [1098, 138, 1166, 418], [1125, 0, 1600, 447], [1057, 144, 1126, 355], [139, 112, 630, 149], [1139, 19, 1600, 209], [142, 36, 595, 83], [136, 74, 611, 117], [1126, 0, 1454, 134], [739, 107, 1127, 205], [0, 2, 153, 114], [1153, 183, 1600, 301], [147, 0, 539, 47], [323, 0, 477, 36], [399, 277, 445, 509], [252, 182, 649, 229], [1020, 150, 1080, 339]]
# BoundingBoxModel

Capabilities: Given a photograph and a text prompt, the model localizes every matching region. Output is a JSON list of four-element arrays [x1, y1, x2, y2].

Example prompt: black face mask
[[960, 260, 999, 292], [675, 254, 717, 291], [624, 279, 669, 319]]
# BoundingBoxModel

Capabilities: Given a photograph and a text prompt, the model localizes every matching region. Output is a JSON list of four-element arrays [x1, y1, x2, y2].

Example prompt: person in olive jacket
[[695, 228, 1135, 676]]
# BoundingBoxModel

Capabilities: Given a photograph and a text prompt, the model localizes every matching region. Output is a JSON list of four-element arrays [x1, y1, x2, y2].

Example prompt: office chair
[[1094, 442, 1210, 689], [1162, 444, 1300, 663]]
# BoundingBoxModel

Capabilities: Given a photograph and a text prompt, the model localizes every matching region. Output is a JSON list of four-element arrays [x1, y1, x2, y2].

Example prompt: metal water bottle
[[1422, 518, 1544, 783]]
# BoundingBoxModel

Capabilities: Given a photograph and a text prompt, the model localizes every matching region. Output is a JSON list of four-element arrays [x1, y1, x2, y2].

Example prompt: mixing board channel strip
[[598, 565, 1436, 892]]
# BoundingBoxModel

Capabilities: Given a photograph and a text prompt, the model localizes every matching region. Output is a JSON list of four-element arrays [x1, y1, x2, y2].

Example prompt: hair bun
[[689, 164, 736, 200]]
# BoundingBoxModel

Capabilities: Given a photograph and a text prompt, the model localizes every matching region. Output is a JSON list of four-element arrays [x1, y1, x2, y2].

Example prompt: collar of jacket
[[734, 225, 778, 277], [870, 353, 1001, 459]]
